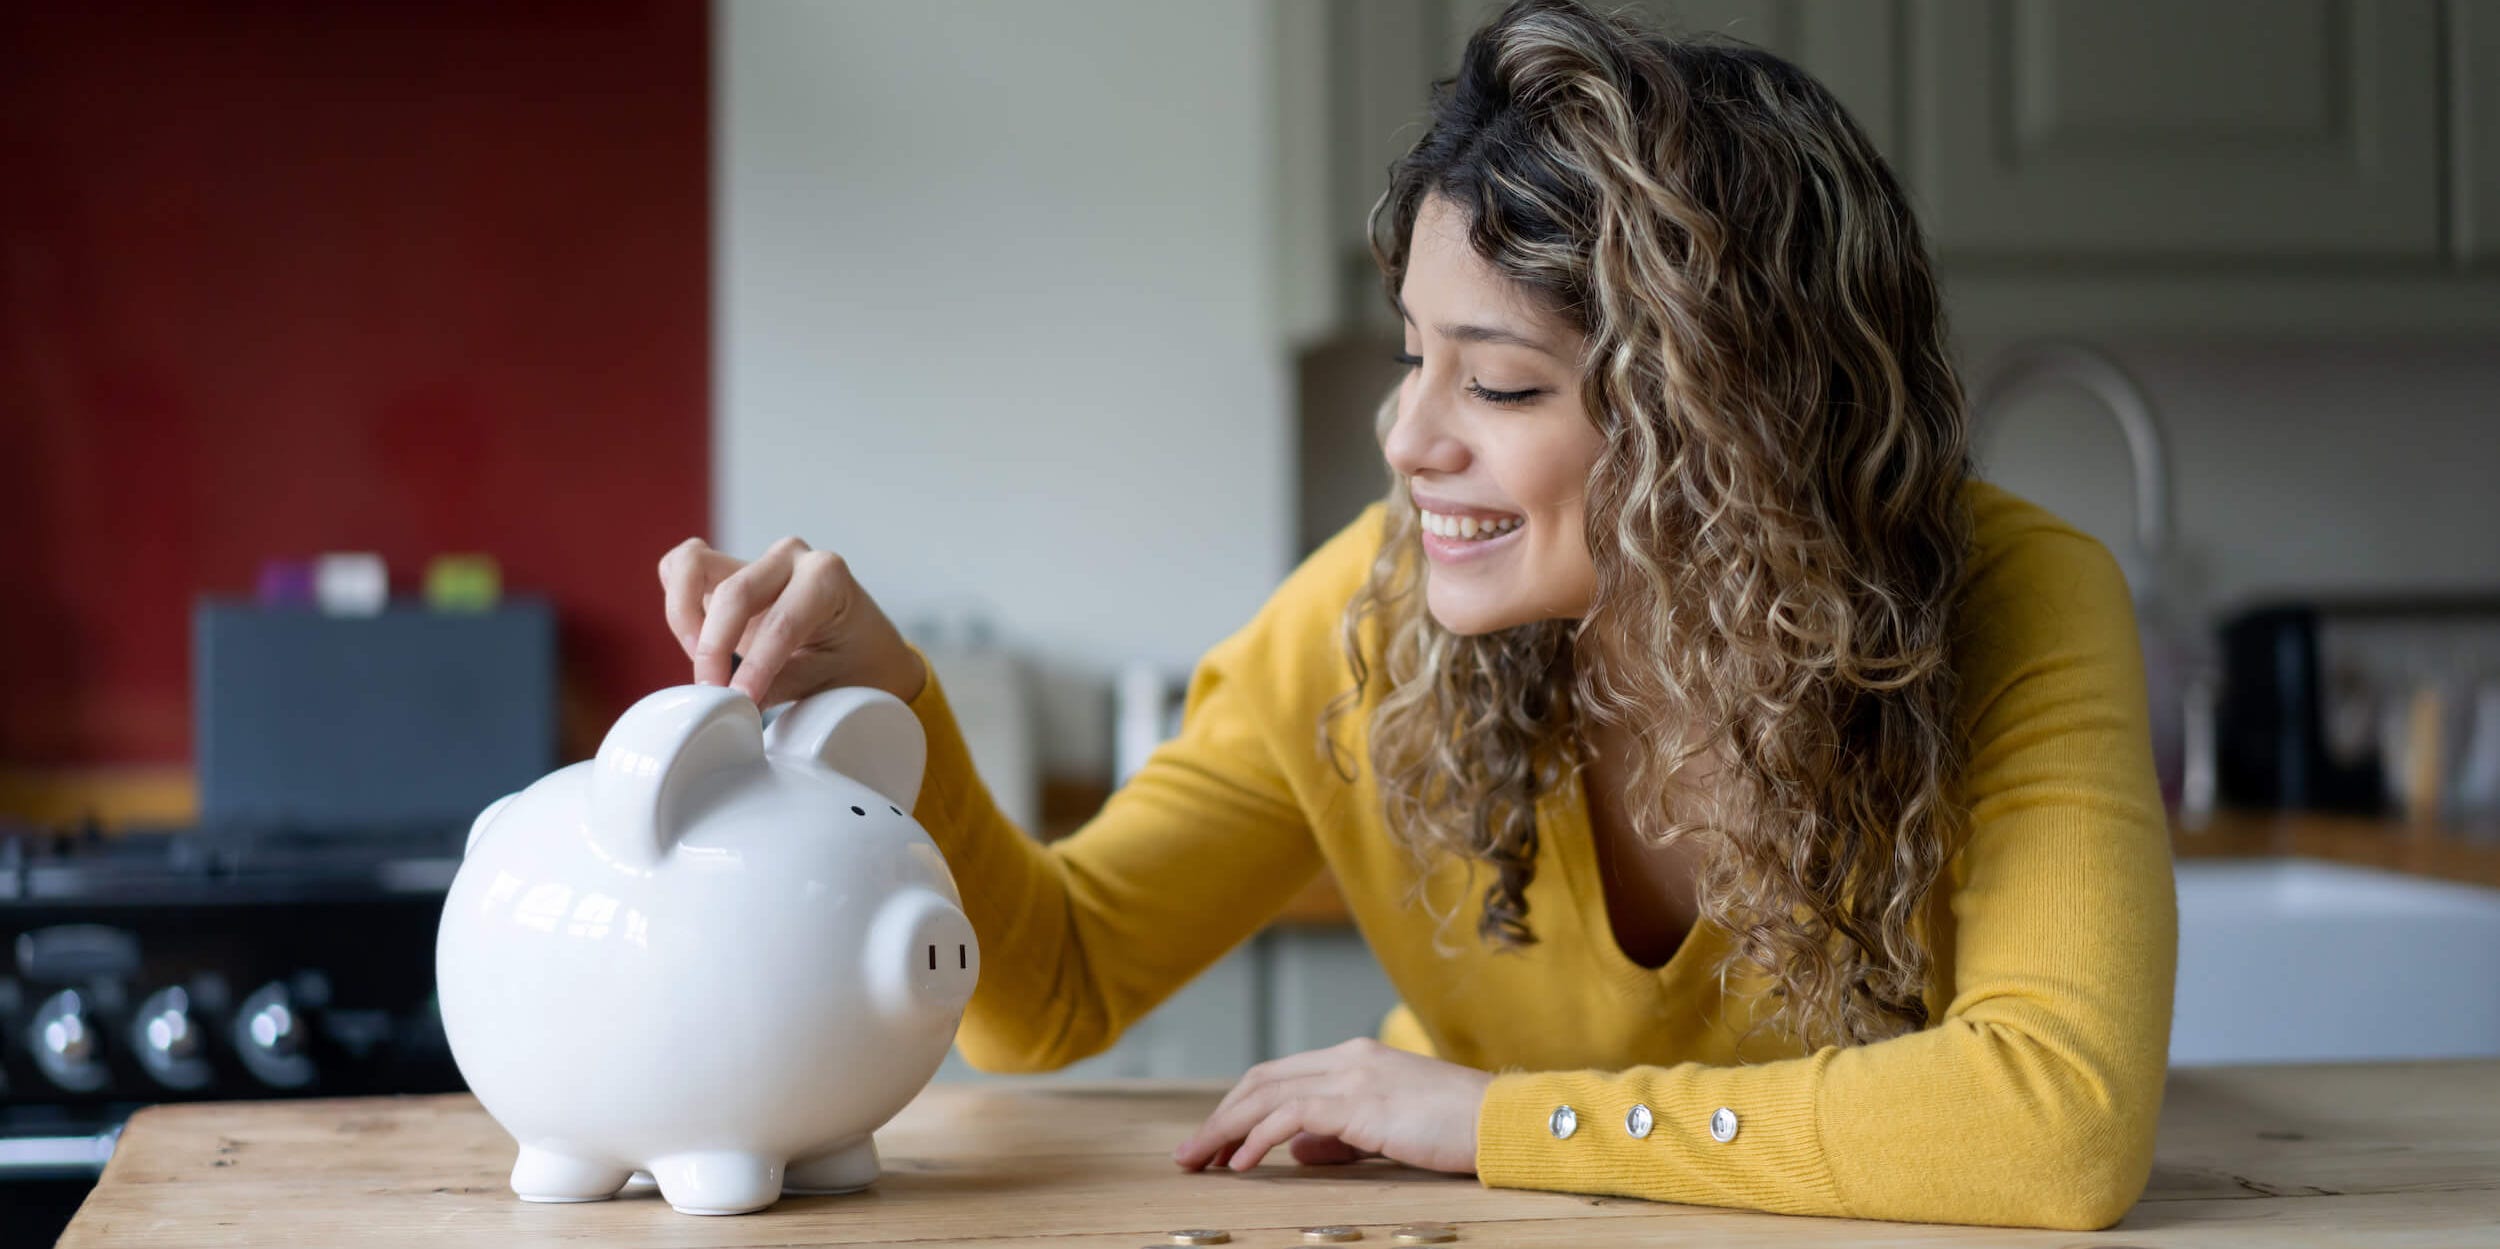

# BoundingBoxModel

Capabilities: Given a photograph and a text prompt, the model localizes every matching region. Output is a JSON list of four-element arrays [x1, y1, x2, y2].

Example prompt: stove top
[[1, 817, 468, 1199], [0, 820, 462, 907]]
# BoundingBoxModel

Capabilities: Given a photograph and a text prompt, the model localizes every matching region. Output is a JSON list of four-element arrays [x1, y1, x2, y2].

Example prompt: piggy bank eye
[[849, 805, 865, 816]]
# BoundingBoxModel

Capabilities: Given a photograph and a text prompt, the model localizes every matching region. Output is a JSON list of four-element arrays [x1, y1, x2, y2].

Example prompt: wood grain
[[58, 1061, 2500, 1247], [2171, 810, 2500, 892]]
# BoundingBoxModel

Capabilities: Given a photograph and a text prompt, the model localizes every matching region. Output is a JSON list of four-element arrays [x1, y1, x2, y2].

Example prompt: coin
[[1167, 1232, 1232, 1246], [1302, 1228, 1364, 1243], [1392, 1226, 1457, 1244]]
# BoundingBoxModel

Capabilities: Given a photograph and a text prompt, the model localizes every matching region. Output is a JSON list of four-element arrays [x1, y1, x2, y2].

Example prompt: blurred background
[[3, 0, 2498, 1238]]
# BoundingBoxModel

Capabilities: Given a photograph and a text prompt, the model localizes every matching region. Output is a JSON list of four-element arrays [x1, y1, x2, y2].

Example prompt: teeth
[[1420, 509, 1522, 541]]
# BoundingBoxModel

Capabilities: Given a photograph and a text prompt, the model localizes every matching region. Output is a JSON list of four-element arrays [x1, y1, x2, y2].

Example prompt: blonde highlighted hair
[[1320, 0, 1973, 1050]]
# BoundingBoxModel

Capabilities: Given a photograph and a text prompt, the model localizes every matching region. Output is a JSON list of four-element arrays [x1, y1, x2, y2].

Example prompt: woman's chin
[[1425, 585, 1524, 637]]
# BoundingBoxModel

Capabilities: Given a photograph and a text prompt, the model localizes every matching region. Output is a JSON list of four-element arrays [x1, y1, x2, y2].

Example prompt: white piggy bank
[[436, 683, 978, 1215]]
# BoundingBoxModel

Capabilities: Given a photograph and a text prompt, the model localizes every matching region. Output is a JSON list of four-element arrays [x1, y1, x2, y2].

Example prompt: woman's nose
[[1382, 379, 1466, 479]]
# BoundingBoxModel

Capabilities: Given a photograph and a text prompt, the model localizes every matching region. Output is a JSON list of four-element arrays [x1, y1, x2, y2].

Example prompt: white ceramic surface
[[2172, 858, 2500, 1065], [436, 683, 977, 1215]]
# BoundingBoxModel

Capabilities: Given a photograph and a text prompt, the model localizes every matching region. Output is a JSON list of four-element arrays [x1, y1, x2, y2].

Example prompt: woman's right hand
[[657, 536, 927, 709]]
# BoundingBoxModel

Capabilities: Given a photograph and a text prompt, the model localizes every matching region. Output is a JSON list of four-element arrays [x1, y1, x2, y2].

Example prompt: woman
[[657, 0, 2174, 1231]]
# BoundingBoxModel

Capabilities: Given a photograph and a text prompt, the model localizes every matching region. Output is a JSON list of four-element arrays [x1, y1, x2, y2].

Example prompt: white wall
[[718, 1, 1293, 778], [1969, 337, 2500, 624]]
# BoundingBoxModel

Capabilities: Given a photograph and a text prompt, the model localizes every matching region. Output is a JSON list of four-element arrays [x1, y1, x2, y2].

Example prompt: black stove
[[1, 819, 466, 1244]]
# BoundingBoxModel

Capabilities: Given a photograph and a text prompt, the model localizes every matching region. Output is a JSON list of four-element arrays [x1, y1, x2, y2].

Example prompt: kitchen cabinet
[[934, 930, 1399, 1082], [1284, 0, 2500, 338], [2461, 0, 2500, 265], [1912, 0, 2442, 260], [934, 945, 1267, 1081], [1261, 927, 1401, 1057]]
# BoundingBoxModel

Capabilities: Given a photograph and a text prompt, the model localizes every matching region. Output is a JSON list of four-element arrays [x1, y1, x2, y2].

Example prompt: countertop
[[56, 1061, 2500, 1247]]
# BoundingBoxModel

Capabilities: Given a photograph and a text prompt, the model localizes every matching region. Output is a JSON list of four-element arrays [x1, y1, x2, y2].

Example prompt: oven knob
[[132, 985, 213, 1090], [233, 981, 315, 1089], [30, 988, 110, 1093]]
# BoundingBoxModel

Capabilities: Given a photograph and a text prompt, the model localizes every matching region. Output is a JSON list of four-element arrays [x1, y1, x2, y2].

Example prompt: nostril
[[926, 945, 936, 971], [957, 944, 966, 970]]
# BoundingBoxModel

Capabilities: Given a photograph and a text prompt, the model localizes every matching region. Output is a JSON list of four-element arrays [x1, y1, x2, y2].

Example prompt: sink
[[2172, 858, 2500, 1065]]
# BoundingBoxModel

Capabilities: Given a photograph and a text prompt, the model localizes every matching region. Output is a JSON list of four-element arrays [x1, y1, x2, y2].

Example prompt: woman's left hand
[[1172, 1038, 1493, 1176]]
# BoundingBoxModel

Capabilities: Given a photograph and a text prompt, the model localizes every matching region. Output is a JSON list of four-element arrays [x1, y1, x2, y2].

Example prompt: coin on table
[[1302, 1228, 1364, 1243], [1167, 1232, 1232, 1246], [1392, 1226, 1457, 1244]]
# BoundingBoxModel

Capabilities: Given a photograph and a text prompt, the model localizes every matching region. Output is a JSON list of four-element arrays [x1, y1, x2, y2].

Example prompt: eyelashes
[[1391, 351, 1545, 408], [1467, 381, 1543, 407]]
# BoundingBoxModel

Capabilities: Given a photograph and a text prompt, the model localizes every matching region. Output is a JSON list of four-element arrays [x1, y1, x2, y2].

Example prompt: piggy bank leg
[[647, 1150, 783, 1216], [783, 1136, 879, 1195], [510, 1145, 631, 1203]]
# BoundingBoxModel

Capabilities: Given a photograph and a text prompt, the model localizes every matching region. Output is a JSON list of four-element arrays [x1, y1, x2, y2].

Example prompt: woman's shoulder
[[1957, 478, 2133, 612], [1951, 478, 2142, 720]]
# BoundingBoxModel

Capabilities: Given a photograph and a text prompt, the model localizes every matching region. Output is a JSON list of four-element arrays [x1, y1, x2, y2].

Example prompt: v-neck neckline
[[1541, 752, 1719, 994]]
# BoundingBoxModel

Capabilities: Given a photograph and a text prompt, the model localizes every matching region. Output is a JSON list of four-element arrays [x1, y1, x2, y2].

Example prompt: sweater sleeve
[[1474, 527, 2178, 1231], [904, 627, 1324, 1073]]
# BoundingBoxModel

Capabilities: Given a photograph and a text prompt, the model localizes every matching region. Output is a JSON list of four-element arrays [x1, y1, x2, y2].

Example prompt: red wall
[[0, 2, 710, 769]]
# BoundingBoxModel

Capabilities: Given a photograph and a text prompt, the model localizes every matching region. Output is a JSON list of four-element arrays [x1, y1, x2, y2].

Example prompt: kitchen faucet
[[1969, 341, 2214, 827]]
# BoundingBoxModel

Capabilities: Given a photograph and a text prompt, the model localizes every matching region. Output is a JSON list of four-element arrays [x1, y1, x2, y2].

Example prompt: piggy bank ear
[[591, 685, 763, 867], [762, 686, 927, 810]]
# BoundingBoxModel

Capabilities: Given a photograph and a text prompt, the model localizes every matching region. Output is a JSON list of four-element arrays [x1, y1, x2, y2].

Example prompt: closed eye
[[1466, 381, 1543, 407], [1392, 351, 1545, 408]]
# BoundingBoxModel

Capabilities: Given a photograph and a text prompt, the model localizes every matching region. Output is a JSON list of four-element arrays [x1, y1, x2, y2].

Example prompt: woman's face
[[1384, 194, 1606, 635]]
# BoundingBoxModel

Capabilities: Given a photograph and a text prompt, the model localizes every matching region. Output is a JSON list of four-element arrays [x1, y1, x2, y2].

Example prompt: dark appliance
[[2218, 597, 2500, 814]]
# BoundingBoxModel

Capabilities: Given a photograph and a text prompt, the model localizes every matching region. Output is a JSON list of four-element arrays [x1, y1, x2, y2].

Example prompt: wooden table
[[55, 1061, 2500, 1247]]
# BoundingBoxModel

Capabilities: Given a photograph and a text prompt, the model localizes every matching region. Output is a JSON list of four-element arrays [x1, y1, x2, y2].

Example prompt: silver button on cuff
[[1624, 1103, 1653, 1139], [1709, 1106, 1740, 1143], [1549, 1104, 1579, 1139]]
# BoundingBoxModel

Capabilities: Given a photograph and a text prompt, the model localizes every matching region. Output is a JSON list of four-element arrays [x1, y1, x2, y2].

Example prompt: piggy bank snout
[[864, 889, 978, 1022]]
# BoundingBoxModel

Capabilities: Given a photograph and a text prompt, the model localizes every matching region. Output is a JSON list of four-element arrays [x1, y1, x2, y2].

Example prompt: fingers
[[1228, 1100, 1333, 1174], [690, 536, 809, 690], [729, 548, 854, 707], [1174, 1067, 1330, 1170], [1176, 1039, 1392, 1170], [657, 537, 745, 662], [1176, 1059, 1295, 1167], [1201, 1042, 1359, 1132]]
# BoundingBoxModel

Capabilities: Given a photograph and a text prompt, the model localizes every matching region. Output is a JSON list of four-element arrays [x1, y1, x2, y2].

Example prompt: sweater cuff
[[1475, 1054, 1846, 1217]]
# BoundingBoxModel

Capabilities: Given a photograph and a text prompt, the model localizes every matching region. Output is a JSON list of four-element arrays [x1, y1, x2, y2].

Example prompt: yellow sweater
[[900, 480, 2176, 1231]]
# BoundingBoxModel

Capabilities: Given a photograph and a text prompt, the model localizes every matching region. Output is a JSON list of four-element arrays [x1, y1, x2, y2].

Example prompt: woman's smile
[[1418, 510, 1526, 564]]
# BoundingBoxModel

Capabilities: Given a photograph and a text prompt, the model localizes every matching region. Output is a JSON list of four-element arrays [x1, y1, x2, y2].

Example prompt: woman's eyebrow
[[1394, 295, 1560, 357], [1436, 321, 1556, 356], [1400, 288, 1550, 357]]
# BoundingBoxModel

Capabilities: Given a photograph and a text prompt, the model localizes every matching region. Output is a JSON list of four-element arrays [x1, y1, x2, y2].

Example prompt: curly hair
[[1318, 0, 1974, 1051]]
